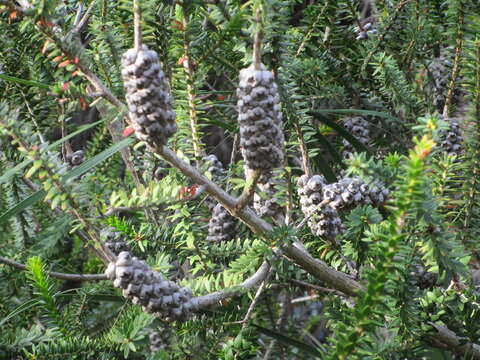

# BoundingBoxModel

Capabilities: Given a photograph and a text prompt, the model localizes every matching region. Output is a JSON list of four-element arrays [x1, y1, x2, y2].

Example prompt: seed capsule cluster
[[341, 116, 370, 158], [439, 118, 463, 157], [102, 228, 130, 256], [254, 173, 285, 222], [105, 251, 197, 321], [121, 45, 177, 148], [66, 150, 85, 168], [131, 149, 169, 181], [149, 329, 171, 353], [203, 155, 226, 212], [355, 22, 377, 40], [237, 63, 284, 171], [322, 177, 389, 211], [429, 56, 450, 112], [203, 154, 225, 179], [297, 174, 343, 239], [297, 174, 388, 239], [206, 203, 236, 242]]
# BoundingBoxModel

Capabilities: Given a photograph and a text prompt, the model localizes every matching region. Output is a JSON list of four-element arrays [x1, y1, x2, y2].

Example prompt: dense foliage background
[[1, 0, 480, 359]]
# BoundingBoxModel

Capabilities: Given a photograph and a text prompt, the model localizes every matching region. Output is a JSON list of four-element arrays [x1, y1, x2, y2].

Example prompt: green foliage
[[1, 0, 480, 359]]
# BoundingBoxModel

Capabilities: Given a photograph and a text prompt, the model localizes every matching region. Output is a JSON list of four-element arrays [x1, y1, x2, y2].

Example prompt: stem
[[195, 262, 270, 308], [442, 1, 464, 118], [133, 0, 142, 50], [241, 267, 272, 329], [235, 168, 262, 214], [293, 119, 312, 178], [0, 256, 108, 281], [253, 7, 263, 70], [155, 145, 362, 296], [182, 11, 204, 160]]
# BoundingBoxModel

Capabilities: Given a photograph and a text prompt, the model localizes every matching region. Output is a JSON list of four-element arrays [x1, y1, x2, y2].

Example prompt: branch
[[241, 266, 273, 329], [252, 7, 263, 70], [442, 1, 464, 117], [155, 145, 363, 297], [234, 168, 261, 214], [195, 262, 270, 308], [72, 0, 97, 36], [0, 256, 108, 281], [182, 11, 204, 160], [133, 0, 142, 50], [429, 323, 480, 359]]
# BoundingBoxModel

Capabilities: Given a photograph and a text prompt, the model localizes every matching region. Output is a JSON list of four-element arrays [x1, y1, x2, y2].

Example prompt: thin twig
[[73, 2, 84, 27], [182, 10, 204, 160], [293, 118, 312, 178], [290, 279, 347, 297], [241, 267, 273, 329], [263, 293, 291, 359], [361, 0, 411, 74], [235, 168, 262, 214], [72, 0, 97, 36], [253, 7, 263, 70], [429, 323, 480, 359], [0, 256, 108, 281], [133, 0, 142, 50], [442, 1, 464, 117]]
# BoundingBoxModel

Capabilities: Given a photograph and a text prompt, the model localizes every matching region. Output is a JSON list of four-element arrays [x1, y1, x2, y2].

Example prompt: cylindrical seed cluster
[[203, 154, 225, 179], [439, 118, 463, 157], [206, 204, 236, 242], [254, 173, 285, 223], [105, 251, 197, 321], [297, 174, 343, 240], [297, 174, 389, 239], [237, 63, 284, 171], [66, 150, 85, 168], [121, 45, 177, 148], [341, 116, 370, 158], [203, 154, 226, 212], [429, 56, 450, 112], [354, 22, 377, 40], [149, 329, 171, 353], [101, 228, 131, 256], [322, 177, 389, 211]]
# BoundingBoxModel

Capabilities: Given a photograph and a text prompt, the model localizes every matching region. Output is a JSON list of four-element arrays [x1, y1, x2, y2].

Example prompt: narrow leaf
[[252, 324, 321, 356], [0, 137, 135, 224], [0, 73, 50, 89]]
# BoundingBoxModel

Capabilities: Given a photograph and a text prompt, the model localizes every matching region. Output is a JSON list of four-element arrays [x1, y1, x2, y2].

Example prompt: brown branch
[[429, 323, 480, 359], [133, 0, 142, 50], [195, 262, 271, 308], [155, 145, 363, 297], [252, 7, 263, 70], [0, 256, 108, 281], [293, 119, 312, 178], [182, 12, 204, 160], [442, 1, 464, 117], [241, 267, 273, 329], [234, 168, 262, 214]]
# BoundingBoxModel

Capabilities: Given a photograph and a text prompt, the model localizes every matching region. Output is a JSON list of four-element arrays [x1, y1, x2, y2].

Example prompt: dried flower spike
[[237, 63, 284, 171], [121, 45, 177, 148]]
